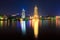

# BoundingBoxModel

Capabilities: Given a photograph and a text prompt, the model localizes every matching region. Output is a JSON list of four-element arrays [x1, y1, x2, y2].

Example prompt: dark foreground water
[[0, 19, 60, 40]]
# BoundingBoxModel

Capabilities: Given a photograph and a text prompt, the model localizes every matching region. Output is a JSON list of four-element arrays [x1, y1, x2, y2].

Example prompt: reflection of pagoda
[[32, 5, 39, 38], [33, 5, 39, 19]]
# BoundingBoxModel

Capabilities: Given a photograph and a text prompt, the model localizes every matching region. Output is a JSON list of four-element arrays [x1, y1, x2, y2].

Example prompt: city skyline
[[0, 0, 60, 16]]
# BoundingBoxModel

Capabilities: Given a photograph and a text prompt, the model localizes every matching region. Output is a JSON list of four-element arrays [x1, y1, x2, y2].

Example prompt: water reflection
[[32, 18, 39, 38], [34, 19, 39, 38], [12, 19, 16, 27], [56, 19, 60, 27], [3, 20, 8, 31], [56, 16, 60, 28], [0, 21, 3, 27], [27, 20, 32, 28], [20, 19, 26, 35], [16, 20, 21, 32], [7, 20, 10, 27], [0, 18, 59, 39], [39, 20, 42, 28], [42, 20, 49, 28], [0, 21, 3, 30]]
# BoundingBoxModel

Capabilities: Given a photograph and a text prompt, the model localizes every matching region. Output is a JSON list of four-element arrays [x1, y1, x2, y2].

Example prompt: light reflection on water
[[56, 19, 60, 27], [33, 19, 39, 38], [20, 20, 26, 35], [0, 21, 3, 27], [0, 19, 59, 38], [41, 20, 50, 32], [29, 20, 32, 27]]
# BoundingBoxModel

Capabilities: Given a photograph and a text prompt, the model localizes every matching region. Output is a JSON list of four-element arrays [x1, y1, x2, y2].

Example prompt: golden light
[[32, 5, 39, 38], [31, 17, 35, 28], [0, 17, 4, 20], [0, 16, 4, 20], [20, 18, 23, 21], [0, 21, 3, 27], [33, 19, 39, 38]]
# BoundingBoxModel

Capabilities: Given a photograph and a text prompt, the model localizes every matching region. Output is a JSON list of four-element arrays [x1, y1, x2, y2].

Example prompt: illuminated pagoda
[[33, 5, 39, 19], [32, 5, 39, 38]]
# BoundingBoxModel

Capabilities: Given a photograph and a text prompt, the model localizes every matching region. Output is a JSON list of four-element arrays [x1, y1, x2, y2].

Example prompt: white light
[[20, 19, 26, 35]]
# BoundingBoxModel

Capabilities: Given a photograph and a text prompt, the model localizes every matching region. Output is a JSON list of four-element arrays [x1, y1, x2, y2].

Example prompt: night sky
[[0, 0, 60, 16]]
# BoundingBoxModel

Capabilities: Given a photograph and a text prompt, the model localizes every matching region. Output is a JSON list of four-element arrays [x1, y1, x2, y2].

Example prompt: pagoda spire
[[33, 5, 39, 18]]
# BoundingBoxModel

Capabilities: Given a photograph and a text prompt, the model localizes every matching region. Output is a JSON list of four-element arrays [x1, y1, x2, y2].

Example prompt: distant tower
[[33, 5, 39, 18], [21, 9, 25, 18]]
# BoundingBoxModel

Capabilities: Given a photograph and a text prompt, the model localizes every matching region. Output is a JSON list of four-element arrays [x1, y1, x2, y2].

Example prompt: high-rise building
[[21, 9, 25, 18]]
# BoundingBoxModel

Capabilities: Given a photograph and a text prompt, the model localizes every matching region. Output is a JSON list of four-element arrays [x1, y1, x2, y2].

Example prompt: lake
[[0, 19, 59, 40]]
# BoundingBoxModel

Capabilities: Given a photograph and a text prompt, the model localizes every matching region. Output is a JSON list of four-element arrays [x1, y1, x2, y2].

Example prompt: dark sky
[[0, 0, 60, 16]]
